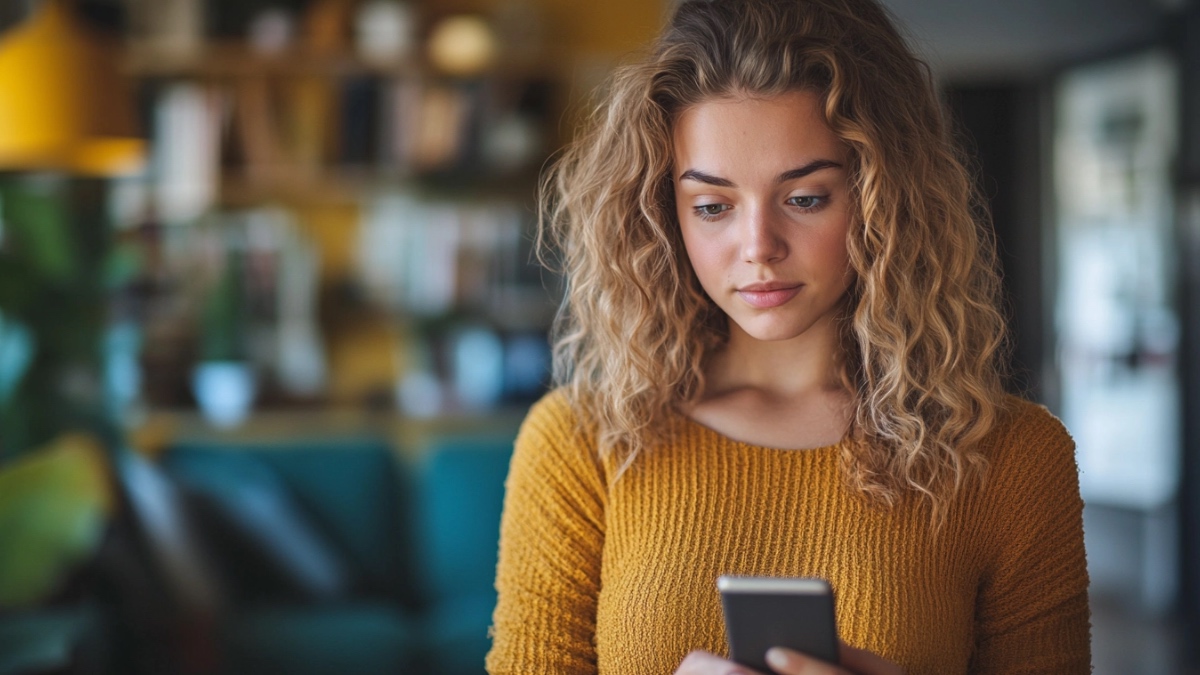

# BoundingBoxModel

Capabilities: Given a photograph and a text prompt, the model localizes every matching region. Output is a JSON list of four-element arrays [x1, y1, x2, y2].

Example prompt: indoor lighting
[[0, 0, 143, 176]]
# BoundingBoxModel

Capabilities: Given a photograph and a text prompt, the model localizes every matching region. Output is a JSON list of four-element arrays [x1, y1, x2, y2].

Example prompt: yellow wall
[[432, 0, 667, 58], [533, 0, 667, 60], [534, 0, 669, 120]]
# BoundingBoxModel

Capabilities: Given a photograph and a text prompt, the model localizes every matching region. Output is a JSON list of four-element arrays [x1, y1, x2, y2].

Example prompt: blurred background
[[0, 0, 1195, 673]]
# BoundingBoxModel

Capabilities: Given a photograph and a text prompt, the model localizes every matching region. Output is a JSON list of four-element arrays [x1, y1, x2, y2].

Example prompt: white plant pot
[[192, 361, 257, 428]]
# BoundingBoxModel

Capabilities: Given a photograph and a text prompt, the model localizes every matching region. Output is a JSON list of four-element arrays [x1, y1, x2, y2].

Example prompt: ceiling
[[879, 0, 1181, 81]]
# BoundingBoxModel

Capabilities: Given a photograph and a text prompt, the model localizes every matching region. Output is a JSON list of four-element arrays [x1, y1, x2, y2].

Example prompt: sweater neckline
[[670, 407, 845, 454]]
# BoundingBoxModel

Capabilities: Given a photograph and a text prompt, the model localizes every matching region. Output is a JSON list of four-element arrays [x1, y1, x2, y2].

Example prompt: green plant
[[0, 175, 127, 458], [0, 175, 128, 673], [198, 247, 250, 363], [0, 432, 112, 609]]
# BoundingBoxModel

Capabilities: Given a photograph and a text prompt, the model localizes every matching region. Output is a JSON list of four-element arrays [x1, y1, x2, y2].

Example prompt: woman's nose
[[741, 207, 788, 264]]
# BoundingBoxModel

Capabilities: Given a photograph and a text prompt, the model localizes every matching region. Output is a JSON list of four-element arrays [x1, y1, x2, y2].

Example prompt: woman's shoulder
[[522, 387, 590, 434], [512, 388, 611, 489], [989, 394, 1074, 452], [517, 388, 602, 455], [976, 394, 1079, 499]]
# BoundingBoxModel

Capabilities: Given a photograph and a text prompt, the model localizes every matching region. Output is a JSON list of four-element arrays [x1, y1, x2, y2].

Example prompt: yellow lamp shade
[[0, 0, 144, 175]]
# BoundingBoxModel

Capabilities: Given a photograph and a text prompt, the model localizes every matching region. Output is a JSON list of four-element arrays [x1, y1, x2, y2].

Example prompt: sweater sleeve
[[486, 391, 608, 675], [970, 404, 1092, 674]]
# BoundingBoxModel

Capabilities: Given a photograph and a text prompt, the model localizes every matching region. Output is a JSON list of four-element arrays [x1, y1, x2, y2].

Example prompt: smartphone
[[717, 576, 839, 671]]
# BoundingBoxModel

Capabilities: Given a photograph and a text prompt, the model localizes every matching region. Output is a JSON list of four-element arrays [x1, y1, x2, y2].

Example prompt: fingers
[[763, 644, 905, 675], [764, 647, 847, 674], [675, 650, 767, 675], [673, 645, 903, 675], [837, 642, 906, 675]]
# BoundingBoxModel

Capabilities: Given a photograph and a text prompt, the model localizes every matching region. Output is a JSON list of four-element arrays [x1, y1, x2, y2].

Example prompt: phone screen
[[718, 576, 839, 670]]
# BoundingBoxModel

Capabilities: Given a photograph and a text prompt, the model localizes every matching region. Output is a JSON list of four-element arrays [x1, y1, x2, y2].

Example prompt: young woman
[[486, 0, 1091, 673]]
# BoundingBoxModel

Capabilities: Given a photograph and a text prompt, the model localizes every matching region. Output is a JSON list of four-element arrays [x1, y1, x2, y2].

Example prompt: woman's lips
[[736, 284, 803, 308]]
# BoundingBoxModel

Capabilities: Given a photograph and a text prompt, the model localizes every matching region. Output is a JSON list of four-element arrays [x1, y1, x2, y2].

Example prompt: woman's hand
[[674, 650, 764, 675], [765, 642, 905, 675], [673, 641, 904, 675]]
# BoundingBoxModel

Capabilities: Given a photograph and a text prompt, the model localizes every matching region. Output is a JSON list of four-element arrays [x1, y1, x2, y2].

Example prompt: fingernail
[[765, 648, 790, 669]]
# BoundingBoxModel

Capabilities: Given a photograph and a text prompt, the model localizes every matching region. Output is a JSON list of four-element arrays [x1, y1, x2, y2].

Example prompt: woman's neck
[[684, 315, 853, 449], [704, 314, 846, 401]]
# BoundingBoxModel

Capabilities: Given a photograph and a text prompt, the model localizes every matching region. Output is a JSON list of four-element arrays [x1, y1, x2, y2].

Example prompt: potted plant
[[0, 176, 118, 457], [192, 247, 257, 428], [0, 175, 120, 675]]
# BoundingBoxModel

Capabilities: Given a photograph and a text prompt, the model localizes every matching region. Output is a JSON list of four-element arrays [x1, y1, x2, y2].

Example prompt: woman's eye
[[788, 195, 824, 210], [693, 204, 731, 219]]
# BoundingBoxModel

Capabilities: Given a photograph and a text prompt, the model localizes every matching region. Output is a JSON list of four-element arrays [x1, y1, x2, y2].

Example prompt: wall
[[1176, 1, 1200, 627]]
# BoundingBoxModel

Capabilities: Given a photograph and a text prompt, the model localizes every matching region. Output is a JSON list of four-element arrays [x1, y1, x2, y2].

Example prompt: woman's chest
[[592, 451, 985, 675]]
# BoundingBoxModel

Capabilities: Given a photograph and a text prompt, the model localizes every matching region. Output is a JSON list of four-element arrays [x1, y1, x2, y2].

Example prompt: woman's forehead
[[672, 91, 847, 181]]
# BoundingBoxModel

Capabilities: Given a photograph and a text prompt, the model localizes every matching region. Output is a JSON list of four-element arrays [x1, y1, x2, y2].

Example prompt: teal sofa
[[413, 437, 514, 675], [155, 434, 514, 675]]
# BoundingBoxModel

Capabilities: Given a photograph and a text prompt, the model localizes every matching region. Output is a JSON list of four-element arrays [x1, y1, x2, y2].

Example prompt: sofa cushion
[[248, 439, 413, 603], [415, 436, 513, 601], [164, 448, 351, 604]]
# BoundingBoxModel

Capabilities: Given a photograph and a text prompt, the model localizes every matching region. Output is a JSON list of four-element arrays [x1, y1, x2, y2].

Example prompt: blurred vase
[[192, 361, 256, 428], [450, 326, 503, 410], [355, 0, 416, 65], [248, 7, 296, 55]]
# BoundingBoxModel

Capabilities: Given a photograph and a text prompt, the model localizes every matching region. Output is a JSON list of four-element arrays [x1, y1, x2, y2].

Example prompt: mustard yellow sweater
[[487, 390, 1091, 674]]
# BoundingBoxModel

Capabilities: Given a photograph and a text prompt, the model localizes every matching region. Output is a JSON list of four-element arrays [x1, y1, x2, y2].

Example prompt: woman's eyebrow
[[678, 169, 734, 187], [777, 159, 843, 182], [678, 159, 843, 187]]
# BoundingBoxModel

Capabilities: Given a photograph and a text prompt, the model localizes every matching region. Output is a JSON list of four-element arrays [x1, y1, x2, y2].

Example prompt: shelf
[[123, 41, 553, 82], [216, 168, 544, 206], [139, 42, 558, 208], [132, 405, 530, 461], [123, 37, 561, 417], [125, 41, 419, 78], [218, 168, 393, 205]]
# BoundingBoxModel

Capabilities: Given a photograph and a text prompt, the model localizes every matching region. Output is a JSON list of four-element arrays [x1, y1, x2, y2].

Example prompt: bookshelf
[[118, 25, 562, 421], [132, 40, 557, 201], [124, 41, 423, 78]]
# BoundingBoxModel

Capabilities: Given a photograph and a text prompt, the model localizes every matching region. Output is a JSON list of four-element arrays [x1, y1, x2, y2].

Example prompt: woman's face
[[673, 90, 854, 344]]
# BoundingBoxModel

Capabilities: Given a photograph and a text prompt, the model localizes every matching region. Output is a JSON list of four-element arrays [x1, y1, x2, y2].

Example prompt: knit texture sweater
[[486, 390, 1092, 675]]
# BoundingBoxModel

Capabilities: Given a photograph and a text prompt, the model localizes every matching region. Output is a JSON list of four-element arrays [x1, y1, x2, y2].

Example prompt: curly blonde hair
[[540, 0, 1010, 522]]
